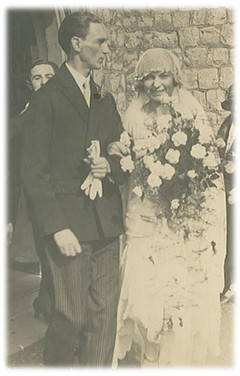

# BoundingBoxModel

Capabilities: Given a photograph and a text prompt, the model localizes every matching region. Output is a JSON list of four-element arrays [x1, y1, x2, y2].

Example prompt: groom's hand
[[89, 157, 111, 179], [54, 229, 82, 256]]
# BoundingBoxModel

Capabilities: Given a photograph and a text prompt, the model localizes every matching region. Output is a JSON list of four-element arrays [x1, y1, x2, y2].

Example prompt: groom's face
[[78, 22, 110, 70], [143, 71, 175, 103]]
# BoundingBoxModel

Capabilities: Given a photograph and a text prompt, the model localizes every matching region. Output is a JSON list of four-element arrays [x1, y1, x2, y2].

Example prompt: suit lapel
[[85, 78, 103, 147], [57, 64, 90, 125]]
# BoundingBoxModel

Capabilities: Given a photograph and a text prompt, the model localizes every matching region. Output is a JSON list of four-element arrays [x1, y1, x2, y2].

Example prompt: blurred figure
[[8, 59, 58, 320], [218, 84, 236, 303]]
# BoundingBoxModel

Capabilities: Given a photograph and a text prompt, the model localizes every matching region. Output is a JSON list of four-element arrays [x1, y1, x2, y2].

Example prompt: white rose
[[120, 131, 131, 147], [147, 136, 161, 153], [161, 163, 175, 180], [133, 139, 148, 157], [203, 152, 220, 169], [165, 149, 180, 164], [143, 155, 155, 169], [132, 186, 143, 197], [225, 161, 236, 174], [171, 131, 188, 147], [190, 144, 206, 159], [215, 137, 226, 149], [149, 161, 164, 176], [120, 155, 135, 172], [187, 170, 197, 179], [147, 173, 162, 188], [171, 199, 180, 210]]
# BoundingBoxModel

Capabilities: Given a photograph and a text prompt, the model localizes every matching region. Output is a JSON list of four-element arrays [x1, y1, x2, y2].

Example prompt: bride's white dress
[[112, 89, 226, 366]]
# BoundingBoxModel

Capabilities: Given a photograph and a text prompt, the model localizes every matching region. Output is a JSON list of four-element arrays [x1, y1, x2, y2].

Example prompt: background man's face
[[29, 64, 55, 92], [79, 22, 110, 70]]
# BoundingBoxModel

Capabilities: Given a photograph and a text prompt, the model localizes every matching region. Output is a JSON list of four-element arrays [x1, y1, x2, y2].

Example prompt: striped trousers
[[42, 236, 120, 366]]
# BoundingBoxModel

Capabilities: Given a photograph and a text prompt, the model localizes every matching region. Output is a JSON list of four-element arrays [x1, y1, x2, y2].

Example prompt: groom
[[21, 11, 127, 366]]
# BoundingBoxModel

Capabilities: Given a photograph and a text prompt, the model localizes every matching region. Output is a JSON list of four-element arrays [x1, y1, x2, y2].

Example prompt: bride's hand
[[107, 141, 130, 157]]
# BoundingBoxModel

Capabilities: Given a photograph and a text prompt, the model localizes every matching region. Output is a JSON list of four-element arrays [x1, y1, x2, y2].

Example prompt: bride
[[110, 48, 226, 367]]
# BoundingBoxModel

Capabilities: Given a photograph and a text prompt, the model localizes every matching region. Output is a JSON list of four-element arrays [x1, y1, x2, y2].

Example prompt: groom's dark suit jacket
[[21, 64, 126, 241]]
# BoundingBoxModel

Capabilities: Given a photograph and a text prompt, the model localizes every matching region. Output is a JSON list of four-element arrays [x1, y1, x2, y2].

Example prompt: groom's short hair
[[58, 11, 102, 55]]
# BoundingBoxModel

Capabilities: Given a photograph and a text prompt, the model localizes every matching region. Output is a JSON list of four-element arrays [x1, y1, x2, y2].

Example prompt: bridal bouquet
[[117, 103, 226, 237]]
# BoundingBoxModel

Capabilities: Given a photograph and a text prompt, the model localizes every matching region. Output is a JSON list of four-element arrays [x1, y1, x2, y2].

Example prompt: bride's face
[[142, 71, 175, 103]]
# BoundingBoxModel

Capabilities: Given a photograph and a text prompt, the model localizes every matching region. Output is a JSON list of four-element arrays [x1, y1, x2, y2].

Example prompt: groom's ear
[[71, 36, 82, 53]]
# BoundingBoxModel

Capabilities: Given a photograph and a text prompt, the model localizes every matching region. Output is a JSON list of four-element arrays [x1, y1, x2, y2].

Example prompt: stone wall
[[92, 8, 234, 135]]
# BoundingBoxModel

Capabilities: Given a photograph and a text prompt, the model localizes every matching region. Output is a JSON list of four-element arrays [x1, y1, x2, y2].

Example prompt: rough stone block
[[145, 31, 178, 49], [198, 68, 219, 89], [179, 27, 200, 48], [206, 9, 227, 25], [219, 67, 233, 89], [200, 26, 220, 46], [116, 31, 125, 47], [181, 69, 198, 89], [227, 9, 234, 23], [138, 13, 154, 28], [124, 31, 143, 49], [122, 14, 138, 28], [221, 24, 234, 46], [206, 89, 226, 111], [123, 51, 139, 71], [207, 48, 229, 67], [154, 12, 172, 30], [172, 11, 190, 28], [192, 90, 207, 109], [192, 10, 207, 25], [229, 49, 235, 66], [109, 73, 121, 93], [185, 48, 208, 66]]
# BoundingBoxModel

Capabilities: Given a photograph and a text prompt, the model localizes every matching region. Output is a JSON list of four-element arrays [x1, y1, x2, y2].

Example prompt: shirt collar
[[65, 62, 91, 90]]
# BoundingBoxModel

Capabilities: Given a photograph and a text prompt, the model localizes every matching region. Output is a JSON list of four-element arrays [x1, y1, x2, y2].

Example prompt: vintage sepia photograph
[[5, 1, 236, 369]]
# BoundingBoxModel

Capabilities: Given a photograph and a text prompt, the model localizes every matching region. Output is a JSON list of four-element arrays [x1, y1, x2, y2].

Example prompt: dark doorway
[[8, 10, 37, 117]]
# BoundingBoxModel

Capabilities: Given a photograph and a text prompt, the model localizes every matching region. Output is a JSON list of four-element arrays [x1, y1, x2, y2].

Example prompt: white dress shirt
[[65, 63, 91, 107]]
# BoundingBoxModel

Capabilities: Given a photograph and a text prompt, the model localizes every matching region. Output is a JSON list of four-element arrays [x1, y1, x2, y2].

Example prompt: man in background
[[8, 59, 58, 320], [218, 84, 236, 303]]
